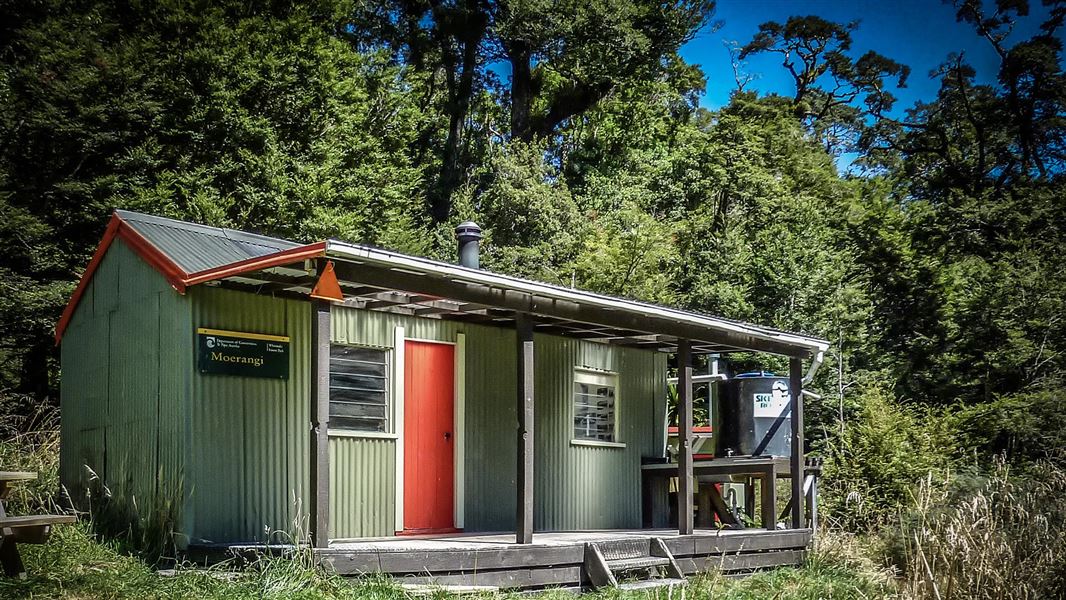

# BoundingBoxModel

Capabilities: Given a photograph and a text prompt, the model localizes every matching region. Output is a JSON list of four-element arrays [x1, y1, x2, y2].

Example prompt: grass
[[7, 419, 1063, 599], [887, 458, 1066, 600], [0, 421, 898, 599]]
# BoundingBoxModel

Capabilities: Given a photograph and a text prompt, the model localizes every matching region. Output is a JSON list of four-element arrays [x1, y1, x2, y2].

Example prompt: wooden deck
[[316, 528, 812, 590]]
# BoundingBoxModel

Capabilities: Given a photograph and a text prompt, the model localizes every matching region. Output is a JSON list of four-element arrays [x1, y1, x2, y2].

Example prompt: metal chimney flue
[[455, 221, 483, 269]]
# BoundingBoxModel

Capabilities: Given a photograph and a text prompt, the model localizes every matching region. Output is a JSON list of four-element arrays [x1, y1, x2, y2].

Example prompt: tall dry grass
[[894, 458, 1066, 600], [0, 407, 62, 515]]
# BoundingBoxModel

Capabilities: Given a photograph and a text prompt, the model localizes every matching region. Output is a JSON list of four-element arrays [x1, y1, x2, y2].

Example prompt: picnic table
[[0, 471, 76, 578]]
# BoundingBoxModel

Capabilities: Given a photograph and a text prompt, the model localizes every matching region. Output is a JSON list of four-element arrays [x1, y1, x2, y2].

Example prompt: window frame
[[570, 367, 625, 449], [326, 342, 395, 437]]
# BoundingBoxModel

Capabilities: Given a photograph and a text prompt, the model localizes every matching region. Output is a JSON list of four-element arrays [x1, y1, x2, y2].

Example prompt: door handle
[[444, 432, 452, 440]]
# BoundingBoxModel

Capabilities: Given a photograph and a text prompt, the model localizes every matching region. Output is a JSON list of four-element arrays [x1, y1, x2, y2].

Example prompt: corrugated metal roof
[[59, 210, 829, 357], [115, 210, 300, 274]]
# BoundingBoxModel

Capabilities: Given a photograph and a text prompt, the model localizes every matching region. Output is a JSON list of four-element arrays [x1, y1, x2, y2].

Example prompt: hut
[[57, 210, 829, 590]]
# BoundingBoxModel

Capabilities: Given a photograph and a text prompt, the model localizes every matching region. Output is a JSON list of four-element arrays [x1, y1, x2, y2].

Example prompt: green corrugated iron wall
[[60, 238, 189, 536], [185, 287, 310, 544], [329, 437, 395, 538], [327, 306, 666, 535], [533, 335, 666, 531], [63, 244, 669, 544], [462, 324, 519, 532]]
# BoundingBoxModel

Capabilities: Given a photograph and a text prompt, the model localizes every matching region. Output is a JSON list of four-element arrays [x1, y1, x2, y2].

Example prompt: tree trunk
[[17, 338, 53, 402], [509, 41, 533, 142], [427, 0, 487, 223]]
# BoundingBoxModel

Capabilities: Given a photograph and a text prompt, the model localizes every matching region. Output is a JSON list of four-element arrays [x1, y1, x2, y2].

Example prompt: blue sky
[[682, 0, 1057, 114]]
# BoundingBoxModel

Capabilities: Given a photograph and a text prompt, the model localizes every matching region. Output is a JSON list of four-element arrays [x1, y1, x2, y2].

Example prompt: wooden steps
[[608, 556, 672, 571], [583, 537, 685, 590], [618, 578, 687, 591]]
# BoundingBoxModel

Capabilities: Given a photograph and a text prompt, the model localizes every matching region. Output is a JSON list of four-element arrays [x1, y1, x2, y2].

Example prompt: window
[[573, 370, 618, 443], [329, 345, 389, 432]]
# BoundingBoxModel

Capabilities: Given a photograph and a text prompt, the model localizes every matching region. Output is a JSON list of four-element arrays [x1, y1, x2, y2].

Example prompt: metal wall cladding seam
[[61, 238, 188, 531], [532, 335, 662, 531], [461, 324, 518, 532], [59, 300, 108, 499], [328, 437, 396, 539], [106, 292, 160, 519], [187, 287, 309, 544], [156, 285, 191, 543]]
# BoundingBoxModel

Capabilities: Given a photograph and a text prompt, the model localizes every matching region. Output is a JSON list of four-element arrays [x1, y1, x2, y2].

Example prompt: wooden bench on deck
[[0, 471, 77, 578]]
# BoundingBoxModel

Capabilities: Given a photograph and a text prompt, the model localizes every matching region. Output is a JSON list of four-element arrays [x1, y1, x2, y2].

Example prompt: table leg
[[696, 484, 714, 528], [744, 478, 755, 520], [760, 464, 778, 530], [0, 535, 25, 578]]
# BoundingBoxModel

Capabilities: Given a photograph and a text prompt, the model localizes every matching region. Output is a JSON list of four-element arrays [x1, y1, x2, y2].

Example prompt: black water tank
[[716, 372, 792, 457]]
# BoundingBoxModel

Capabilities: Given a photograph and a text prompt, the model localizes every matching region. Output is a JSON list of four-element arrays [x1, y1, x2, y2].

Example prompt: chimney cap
[[455, 221, 482, 241]]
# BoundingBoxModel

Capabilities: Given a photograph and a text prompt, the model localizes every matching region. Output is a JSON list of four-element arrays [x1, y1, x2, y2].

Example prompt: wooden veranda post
[[789, 357, 804, 529], [310, 295, 331, 548], [516, 313, 535, 544], [677, 340, 694, 535]]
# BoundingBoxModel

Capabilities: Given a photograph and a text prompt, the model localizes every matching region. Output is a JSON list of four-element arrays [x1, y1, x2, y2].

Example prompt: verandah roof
[[56, 210, 829, 359]]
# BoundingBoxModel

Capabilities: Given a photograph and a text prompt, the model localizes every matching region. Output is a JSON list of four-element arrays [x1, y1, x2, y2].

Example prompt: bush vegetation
[[1, 0, 1063, 597]]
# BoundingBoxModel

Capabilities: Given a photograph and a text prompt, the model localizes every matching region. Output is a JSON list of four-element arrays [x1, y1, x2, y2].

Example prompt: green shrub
[[948, 390, 1066, 466], [819, 385, 956, 530]]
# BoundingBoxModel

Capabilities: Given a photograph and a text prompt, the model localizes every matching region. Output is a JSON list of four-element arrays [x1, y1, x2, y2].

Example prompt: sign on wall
[[197, 328, 289, 379]]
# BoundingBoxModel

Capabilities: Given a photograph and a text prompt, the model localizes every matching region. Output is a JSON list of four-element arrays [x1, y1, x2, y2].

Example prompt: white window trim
[[326, 341, 393, 436], [570, 438, 626, 449], [393, 326, 405, 533], [454, 333, 466, 529], [327, 430, 399, 440], [571, 367, 622, 447]]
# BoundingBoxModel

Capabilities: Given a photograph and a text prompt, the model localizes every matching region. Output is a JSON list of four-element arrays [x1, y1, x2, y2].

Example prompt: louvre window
[[573, 370, 618, 443], [329, 345, 389, 432]]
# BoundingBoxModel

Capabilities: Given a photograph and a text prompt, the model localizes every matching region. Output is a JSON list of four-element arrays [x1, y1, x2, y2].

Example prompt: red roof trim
[[55, 215, 192, 344], [117, 219, 189, 293], [55, 212, 327, 344], [182, 241, 326, 286]]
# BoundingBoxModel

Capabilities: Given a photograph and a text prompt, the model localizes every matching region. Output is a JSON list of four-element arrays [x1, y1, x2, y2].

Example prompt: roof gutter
[[802, 350, 825, 386]]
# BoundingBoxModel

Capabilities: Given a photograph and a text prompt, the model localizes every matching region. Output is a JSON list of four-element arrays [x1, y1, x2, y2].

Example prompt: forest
[[0, 0, 1064, 598]]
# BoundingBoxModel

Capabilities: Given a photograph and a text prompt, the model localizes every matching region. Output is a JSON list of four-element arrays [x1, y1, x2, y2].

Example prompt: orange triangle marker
[[310, 260, 344, 302]]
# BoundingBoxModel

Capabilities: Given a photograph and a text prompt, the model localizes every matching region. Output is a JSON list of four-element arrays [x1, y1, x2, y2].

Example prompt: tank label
[[753, 381, 790, 417]]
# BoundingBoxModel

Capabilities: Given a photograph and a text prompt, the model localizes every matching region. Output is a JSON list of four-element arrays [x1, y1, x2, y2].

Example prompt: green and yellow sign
[[197, 328, 289, 379]]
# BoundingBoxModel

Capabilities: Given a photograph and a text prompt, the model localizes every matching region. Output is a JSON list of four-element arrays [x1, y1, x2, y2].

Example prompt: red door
[[403, 340, 456, 534]]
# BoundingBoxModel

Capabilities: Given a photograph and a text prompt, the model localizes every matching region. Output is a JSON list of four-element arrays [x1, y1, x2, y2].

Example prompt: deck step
[[618, 578, 687, 591], [607, 556, 672, 572], [597, 538, 648, 561], [584, 537, 686, 590]]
